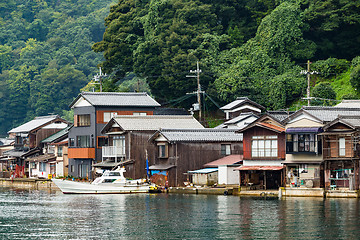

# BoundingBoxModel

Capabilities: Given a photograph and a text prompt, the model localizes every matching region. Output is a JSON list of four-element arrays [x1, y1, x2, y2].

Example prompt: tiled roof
[[155, 129, 243, 142], [72, 92, 160, 107], [335, 100, 360, 108], [267, 111, 294, 122], [220, 97, 265, 110], [41, 126, 71, 143], [302, 106, 360, 122], [111, 115, 204, 131], [8, 115, 62, 134], [223, 113, 258, 125], [341, 117, 360, 127], [204, 155, 243, 167], [0, 138, 14, 146]]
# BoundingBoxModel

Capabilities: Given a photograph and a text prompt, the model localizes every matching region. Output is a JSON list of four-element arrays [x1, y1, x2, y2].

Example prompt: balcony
[[68, 148, 95, 159], [286, 141, 322, 154], [102, 146, 125, 159], [323, 147, 356, 160]]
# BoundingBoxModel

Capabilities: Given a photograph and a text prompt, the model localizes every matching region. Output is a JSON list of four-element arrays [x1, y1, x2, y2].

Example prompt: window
[[77, 135, 90, 147], [78, 164, 89, 178], [69, 138, 75, 147], [104, 112, 118, 122], [39, 162, 46, 172], [221, 144, 231, 155], [76, 114, 90, 127], [339, 137, 346, 156], [299, 164, 308, 173], [251, 136, 278, 158], [298, 134, 315, 152], [286, 133, 318, 153], [48, 145, 55, 154], [113, 136, 125, 155], [70, 165, 74, 173], [98, 137, 109, 148], [57, 146, 63, 157], [133, 112, 147, 116], [158, 143, 168, 158]]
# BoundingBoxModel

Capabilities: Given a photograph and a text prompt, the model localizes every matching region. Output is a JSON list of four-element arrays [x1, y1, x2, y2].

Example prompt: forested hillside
[[0, 0, 117, 135], [94, 0, 360, 110], [1, 0, 360, 135]]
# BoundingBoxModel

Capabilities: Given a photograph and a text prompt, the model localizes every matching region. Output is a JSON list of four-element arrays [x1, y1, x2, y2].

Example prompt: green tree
[[350, 65, 360, 93]]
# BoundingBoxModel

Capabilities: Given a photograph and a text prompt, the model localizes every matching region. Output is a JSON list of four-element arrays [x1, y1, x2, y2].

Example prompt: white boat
[[52, 167, 158, 194]]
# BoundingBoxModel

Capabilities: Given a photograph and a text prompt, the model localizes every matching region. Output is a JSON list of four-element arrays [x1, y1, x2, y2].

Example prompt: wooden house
[[3, 115, 68, 177], [100, 115, 204, 180], [235, 114, 286, 190], [148, 129, 243, 187], [321, 116, 360, 190], [283, 106, 360, 188], [37, 126, 70, 178], [220, 97, 265, 120]]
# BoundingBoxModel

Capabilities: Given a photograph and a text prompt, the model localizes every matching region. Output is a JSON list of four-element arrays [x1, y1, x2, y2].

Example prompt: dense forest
[[1, 0, 360, 135]]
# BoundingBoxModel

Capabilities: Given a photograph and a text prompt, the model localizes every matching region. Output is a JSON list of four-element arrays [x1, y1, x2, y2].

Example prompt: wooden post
[[264, 171, 267, 190]]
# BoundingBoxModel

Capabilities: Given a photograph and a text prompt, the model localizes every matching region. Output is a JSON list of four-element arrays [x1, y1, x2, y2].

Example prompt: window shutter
[[74, 115, 78, 127]]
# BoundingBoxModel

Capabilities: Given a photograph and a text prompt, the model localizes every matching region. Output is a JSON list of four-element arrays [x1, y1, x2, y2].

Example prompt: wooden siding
[[323, 136, 355, 159], [157, 142, 243, 187], [35, 128, 64, 148], [243, 126, 285, 160], [68, 148, 95, 159], [96, 110, 154, 123], [121, 131, 157, 180]]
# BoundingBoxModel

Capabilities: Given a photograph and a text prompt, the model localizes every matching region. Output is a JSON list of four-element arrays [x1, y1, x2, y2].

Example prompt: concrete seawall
[[0, 178, 60, 191]]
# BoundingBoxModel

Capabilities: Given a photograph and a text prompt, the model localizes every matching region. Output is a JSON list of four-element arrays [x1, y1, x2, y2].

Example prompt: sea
[[0, 187, 359, 239]]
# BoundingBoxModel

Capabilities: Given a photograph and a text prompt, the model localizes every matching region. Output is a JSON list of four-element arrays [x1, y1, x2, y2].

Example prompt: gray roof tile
[[73, 92, 160, 107], [157, 129, 243, 142], [335, 100, 360, 108], [112, 115, 204, 131], [303, 106, 360, 122], [220, 97, 265, 111], [8, 115, 62, 134]]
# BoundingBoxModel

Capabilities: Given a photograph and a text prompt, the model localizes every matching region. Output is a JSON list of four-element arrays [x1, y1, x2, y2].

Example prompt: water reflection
[[0, 188, 359, 239]]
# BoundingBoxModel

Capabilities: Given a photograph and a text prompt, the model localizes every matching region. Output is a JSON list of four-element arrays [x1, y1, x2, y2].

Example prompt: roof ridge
[[34, 115, 58, 119], [82, 91, 147, 95], [160, 128, 237, 132], [304, 106, 360, 110], [114, 115, 192, 119]]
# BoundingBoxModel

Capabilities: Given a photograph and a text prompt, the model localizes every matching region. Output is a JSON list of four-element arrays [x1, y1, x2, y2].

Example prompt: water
[[0, 187, 359, 240]]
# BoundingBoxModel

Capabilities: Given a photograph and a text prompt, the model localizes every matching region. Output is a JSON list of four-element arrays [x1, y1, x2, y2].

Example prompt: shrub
[[350, 65, 360, 92], [312, 58, 350, 78]]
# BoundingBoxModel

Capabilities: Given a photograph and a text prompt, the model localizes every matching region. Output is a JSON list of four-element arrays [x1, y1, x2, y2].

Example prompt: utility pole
[[306, 60, 311, 106], [300, 60, 318, 106], [93, 67, 107, 92], [186, 61, 203, 121]]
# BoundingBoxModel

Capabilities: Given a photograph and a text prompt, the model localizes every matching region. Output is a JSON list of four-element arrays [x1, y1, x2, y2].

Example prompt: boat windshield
[[102, 171, 121, 177], [109, 172, 121, 176]]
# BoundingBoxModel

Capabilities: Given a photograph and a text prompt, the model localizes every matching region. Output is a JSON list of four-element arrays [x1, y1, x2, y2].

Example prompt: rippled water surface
[[0, 187, 359, 239]]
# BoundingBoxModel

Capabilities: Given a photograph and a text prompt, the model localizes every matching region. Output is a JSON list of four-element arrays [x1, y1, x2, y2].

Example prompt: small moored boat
[[52, 167, 158, 194]]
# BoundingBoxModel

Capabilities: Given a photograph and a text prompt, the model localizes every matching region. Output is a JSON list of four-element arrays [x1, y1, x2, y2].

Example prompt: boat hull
[[52, 179, 154, 194]]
